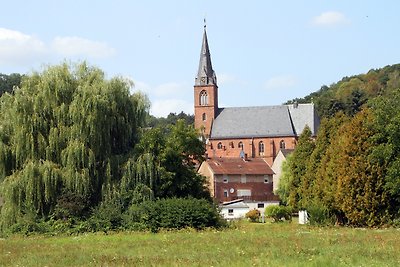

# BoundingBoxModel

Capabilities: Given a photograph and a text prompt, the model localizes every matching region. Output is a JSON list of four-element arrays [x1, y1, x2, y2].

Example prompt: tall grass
[[1, 222, 400, 266]]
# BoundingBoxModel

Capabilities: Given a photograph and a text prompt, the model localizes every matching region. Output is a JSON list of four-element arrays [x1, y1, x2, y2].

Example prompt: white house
[[271, 149, 294, 192], [220, 198, 279, 220]]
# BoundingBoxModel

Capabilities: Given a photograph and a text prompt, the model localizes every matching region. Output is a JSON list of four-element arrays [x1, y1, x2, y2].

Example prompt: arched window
[[217, 142, 223, 149], [238, 141, 243, 150], [280, 140, 286, 149], [199, 90, 208, 106], [202, 113, 207, 121], [259, 141, 264, 156]]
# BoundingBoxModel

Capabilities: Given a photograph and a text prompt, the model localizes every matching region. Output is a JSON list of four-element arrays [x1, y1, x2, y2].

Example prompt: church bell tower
[[194, 25, 218, 138]]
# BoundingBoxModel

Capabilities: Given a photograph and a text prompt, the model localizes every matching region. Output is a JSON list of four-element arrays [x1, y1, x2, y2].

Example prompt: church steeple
[[195, 26, 217, 86], [194, 24, 218, 139]]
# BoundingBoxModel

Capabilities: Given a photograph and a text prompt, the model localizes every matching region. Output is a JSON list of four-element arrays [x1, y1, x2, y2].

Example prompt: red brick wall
[[194, 85, 218, 138], [207, 136, 296, 165], [214, 174, 276, 203]]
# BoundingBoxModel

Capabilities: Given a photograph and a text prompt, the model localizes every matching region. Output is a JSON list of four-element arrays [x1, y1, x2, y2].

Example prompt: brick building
[[195, 26, 319, 204]]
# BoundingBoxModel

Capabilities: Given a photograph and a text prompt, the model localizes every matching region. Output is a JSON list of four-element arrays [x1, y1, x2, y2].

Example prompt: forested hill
[[286, 63, 400, 118]]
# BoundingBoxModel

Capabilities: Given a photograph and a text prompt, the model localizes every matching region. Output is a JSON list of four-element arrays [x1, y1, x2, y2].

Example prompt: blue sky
[[1, 1, 400, 117]]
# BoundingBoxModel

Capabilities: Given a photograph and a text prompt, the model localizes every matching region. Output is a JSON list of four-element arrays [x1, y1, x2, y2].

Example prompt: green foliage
[[139, 198, 224, 232], [53, 190, 90, 220], [245, 209, 260, 222], [0, 62, 149, 231], [124, 120, 209, 201], [285, 126, 315, 209], [146, 111, 194, 128], [265, 205, 292, 222], [0, 73, 23, 96], [306, 204, 335, 226]]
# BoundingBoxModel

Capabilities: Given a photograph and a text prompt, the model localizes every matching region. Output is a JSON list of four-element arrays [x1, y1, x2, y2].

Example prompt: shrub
[[306, 205, 335, 226], [138, 198, 224, 232], [245, 209, 260, 222], [87, 198, 124, 232], [265, 205, 292, 222]]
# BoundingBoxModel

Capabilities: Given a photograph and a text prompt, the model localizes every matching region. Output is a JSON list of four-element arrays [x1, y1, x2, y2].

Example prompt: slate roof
[[210, 103, 319, 139], [206, 157, 274, 175], [287, 103, 319, 136], [195, 28, 217, 86]]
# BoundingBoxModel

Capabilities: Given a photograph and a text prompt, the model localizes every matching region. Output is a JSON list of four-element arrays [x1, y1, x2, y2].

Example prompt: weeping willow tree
[[0, 62, 149, 229]]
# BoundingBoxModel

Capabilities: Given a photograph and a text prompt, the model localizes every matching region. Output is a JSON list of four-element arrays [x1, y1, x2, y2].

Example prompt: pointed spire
[[195, 26, 217, 86]]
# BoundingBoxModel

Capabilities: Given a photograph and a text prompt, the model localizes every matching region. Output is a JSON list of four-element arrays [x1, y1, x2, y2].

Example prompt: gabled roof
[[287, 103, 319, 136], [205, 157, 274, 175], [210, 103, 319, 139]]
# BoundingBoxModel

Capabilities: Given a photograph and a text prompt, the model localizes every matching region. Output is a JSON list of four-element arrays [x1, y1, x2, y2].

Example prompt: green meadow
[[1, 222, 400, 266]]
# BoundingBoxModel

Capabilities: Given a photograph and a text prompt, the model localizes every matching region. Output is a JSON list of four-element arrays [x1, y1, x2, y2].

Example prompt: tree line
[[279, 64, 400, 227], [0, 63, 220, 234]]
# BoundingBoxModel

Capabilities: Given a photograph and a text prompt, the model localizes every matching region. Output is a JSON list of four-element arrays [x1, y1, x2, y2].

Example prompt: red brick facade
[[194, 84, 218, 138], [197, 158, 279, 203], [214, 174, 279, 202], [206, 136, 296, 166]]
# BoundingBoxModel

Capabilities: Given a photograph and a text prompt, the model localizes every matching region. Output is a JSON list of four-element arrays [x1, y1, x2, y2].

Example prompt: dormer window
[[200, 90, 208, 106]]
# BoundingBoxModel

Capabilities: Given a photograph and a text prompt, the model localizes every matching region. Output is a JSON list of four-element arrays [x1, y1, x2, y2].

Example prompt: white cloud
[[264, 75, 298, 91], [0, 28, 116, 68], [132, 80, 152, 95], [154, 82, 186, 97], [218, 73, 237, 85], [151, 99, 193, 117], [312, 11, 350, 27], [52, 36, 115, 58], [131, 81, 193, 117], [0, 28, 46, 66]]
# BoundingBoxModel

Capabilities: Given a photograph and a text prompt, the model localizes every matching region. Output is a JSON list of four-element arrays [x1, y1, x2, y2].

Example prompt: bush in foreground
[[265, 205, 292, 222], [139, 198, 225, 232], [245, 209, 260, 222]]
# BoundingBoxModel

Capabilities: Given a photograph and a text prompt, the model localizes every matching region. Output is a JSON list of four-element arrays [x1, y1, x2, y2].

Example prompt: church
[[195, 26, 319, 210]]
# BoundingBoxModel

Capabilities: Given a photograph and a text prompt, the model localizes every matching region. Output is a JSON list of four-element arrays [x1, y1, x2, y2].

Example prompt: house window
[[238, 141, 243, 149], [223, 175, 229, 183], [241, 174, 246, 183], [259, 141, 265, 156], [280, 140, 286, 149], [202, 113, 207, 121], [264, 175, 270, 183], [223, 189, 229, 197], [229, 141, 234, 148], [237, 189, 251, 197], [228, 209, 234, 215], [217, 142, 223, 149], [199, 90, 208, 106]]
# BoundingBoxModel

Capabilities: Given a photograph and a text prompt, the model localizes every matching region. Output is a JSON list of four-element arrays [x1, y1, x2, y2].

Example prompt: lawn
[[1, 221, 400, 266]]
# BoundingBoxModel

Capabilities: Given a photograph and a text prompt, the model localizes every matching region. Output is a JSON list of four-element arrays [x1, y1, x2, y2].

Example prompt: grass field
[[1, 221, 400, 266]]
